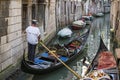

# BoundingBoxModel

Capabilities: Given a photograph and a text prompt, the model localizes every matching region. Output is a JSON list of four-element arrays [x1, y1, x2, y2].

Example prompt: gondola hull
[[21, 28, 90, 74], [71, 20, 86, 30], [84, 37, 119, 80], [92, 12, 104, 17]]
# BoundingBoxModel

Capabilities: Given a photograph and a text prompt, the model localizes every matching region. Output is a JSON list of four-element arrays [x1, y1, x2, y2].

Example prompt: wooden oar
[[39, 41, 81, 79]]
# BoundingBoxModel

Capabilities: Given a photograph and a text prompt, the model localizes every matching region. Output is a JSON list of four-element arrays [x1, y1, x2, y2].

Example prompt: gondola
[[21, 28, 90, 74], [83, 37, 119, 80], [81, 16, 93, 25], [92, 12, 104, 17], [71, 20, 86, 30]]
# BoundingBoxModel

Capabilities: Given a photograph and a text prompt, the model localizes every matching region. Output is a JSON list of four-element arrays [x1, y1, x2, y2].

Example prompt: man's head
[[32, 20, 38, 26]]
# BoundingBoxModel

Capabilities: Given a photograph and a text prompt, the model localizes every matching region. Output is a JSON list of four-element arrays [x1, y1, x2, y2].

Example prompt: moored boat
[[57, 27, 72, 38], [82, 16, 93, 25], [71, 20, 86, 30], [92, 12, 104, 17], [82, 37, 119, 80], [21, 28, 90, 74]]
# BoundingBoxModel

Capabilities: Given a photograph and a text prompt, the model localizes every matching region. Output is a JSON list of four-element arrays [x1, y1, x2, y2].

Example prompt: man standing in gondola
[[25, 20, 41, 62]]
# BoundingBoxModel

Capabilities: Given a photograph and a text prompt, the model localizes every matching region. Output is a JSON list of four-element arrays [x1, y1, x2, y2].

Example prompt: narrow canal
[[16, 13, 110, 80]]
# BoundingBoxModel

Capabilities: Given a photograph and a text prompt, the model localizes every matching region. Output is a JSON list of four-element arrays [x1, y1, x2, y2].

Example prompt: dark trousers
[[28, 43, 37, 62]]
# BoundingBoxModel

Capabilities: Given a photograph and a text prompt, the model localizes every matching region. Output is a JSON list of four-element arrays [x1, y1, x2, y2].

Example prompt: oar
[[39, 41, 81, 79]]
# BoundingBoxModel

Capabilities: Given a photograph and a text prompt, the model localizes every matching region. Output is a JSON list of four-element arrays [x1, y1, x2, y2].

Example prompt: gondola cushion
[[59, 56, 68, 62], [34, 58, 45, 64], [40, 52, 49, 57], [39, 52, 68, 62]]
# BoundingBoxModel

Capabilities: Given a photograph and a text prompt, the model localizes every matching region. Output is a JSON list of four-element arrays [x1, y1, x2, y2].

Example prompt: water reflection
[[32, 14, 110, 80]]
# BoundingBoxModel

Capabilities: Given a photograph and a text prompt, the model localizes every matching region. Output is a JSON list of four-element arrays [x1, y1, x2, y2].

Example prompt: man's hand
[[39, 40, 43, 42], [38, 35, 40, 41]]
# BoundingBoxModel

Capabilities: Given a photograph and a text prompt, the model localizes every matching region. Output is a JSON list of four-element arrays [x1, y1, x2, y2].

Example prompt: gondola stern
[[99, 36, 108, 51]]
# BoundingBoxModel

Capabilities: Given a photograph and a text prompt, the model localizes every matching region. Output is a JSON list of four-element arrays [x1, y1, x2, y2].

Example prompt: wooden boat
[[83, 37, 119, 80], [57, 27, 72, 38], [82, 16, 93, 21], [92, 12, 104, 17], [82, 16, 93, 25], [71, 20, 86, 30], [21, 28, 90, 74]]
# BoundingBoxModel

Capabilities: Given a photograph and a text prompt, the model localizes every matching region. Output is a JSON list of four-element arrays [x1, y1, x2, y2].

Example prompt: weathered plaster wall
[[43, 0, 56, 43], [110, 0, 119, 30], [110, 0, 120, 48], [112, 0, 120, 45]]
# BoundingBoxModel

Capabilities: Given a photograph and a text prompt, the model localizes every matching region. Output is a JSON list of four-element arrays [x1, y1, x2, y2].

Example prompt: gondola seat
[[59, 56, 68, 62], [40, 52, 49, 57], [34, 58, 52, 65], [35, 58, 45, 64], [39, 52, 68, 62]]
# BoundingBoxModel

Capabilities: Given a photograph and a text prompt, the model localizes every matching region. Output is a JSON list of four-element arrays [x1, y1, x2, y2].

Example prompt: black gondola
[[84, 37, 119, 80], [92, 12, 104, 17], [21, 28, 90, 74]]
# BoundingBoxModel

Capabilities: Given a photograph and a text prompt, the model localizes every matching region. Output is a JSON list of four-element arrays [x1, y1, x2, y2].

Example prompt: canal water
[[17, 13, 110, 80]]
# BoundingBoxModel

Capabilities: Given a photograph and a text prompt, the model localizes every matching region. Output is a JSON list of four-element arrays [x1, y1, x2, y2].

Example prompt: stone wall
[[0, 0, 23, 79], [114, 1, 120, 45], [43, 0, 56, 43], [0, 0, 57, 78], [115, 0, 120, 43], [110, 0, 120, 47], [110, 0, 119, 30]]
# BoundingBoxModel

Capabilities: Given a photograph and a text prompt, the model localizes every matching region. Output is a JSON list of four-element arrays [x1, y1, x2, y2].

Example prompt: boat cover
[[57, 28, 72, 37]]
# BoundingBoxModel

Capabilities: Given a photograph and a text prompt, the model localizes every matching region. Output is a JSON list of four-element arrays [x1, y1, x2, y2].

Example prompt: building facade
[[110, 0, 120, 46], [0, 0, 23, 79], [0, 0, 57, 79]]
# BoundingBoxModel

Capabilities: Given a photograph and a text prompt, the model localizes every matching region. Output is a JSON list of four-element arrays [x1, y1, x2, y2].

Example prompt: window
[[0, 1, 9, 37], [32, 4, 36, 19], [37, 0, 45, 32], [22, 4, 28, 31]]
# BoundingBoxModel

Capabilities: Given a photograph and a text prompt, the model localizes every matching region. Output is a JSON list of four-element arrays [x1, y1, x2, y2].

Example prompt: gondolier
[[25, 20, 41, 62], [83, 37, 119, 80], [21, 27, 90, 74]]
